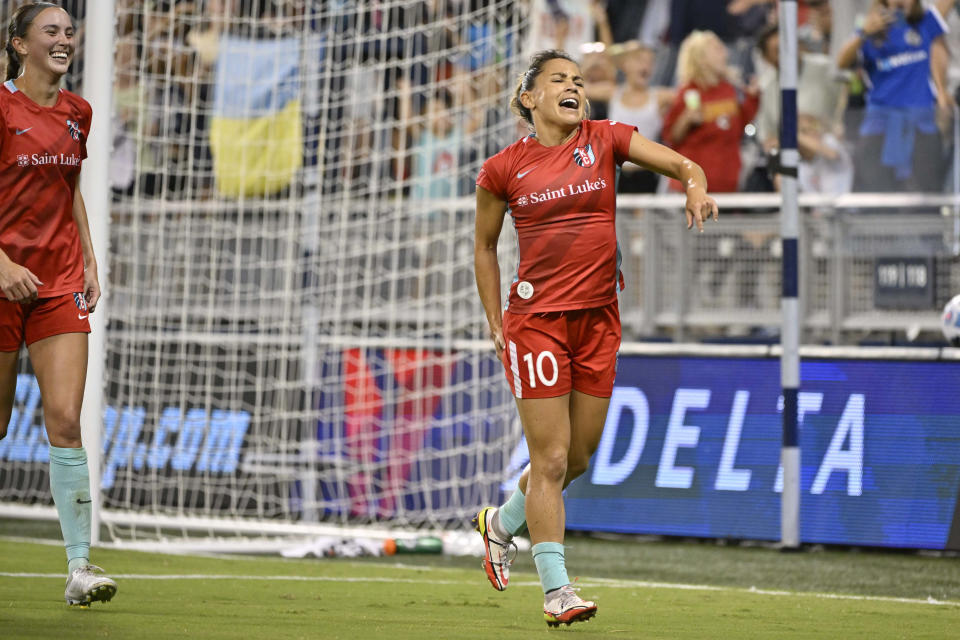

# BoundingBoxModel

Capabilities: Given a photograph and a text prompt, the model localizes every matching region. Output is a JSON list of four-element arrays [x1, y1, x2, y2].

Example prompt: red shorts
[[0, 293, 91, 351], [500, 301, 621, 399]]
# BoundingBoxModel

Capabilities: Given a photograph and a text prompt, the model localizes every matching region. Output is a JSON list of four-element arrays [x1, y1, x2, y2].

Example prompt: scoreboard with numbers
[[874, 256, 935, 309]]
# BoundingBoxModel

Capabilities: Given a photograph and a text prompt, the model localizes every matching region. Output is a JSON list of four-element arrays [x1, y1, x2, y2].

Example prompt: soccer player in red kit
[[473, 50, 717, 626], [0, 3, 116, 606]]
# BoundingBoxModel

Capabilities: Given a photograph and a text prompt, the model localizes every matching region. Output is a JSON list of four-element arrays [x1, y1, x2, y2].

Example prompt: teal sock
[[49, 446, 91, 572], [497, 486, 527, 537], [532, 542, 569, 594]]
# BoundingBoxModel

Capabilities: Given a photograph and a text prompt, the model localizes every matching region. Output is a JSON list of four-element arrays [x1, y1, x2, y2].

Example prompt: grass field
[[1, 523, 959, 639]]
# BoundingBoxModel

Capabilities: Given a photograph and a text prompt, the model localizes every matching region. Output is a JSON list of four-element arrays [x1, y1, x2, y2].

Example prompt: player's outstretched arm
[[474, 185, 508, 354], [72, 176, 101, 312], [625, 131, 718, 232]]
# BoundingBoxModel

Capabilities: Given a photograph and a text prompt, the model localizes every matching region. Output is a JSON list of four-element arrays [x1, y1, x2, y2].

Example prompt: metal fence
[[616, 193, 960, 345]]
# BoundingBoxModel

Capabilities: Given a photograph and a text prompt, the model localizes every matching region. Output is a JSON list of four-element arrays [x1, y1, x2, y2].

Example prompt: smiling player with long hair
[[0, 2, 116, 607], [473, 49, 717, 627]]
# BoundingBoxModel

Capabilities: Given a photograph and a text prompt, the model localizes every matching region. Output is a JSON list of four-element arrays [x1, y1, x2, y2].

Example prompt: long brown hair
[[4, 2, 64, 81], [511, 49, 579, 129]]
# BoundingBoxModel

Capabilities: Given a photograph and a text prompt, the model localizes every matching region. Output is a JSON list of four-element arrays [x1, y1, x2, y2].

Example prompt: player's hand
[[0, 258, 42, 304], [488, 324, 505, 356], [685, 187, 719, 232], [83, 262, 101, 313]]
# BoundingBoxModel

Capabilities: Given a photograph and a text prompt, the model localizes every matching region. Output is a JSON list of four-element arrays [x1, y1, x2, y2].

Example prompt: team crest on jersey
[[73, 293, 88, 312], [17, 154, 29, 167], [66, 119, 81, 141], [904, 29, 922, 47], [573, 144, 595, 168]]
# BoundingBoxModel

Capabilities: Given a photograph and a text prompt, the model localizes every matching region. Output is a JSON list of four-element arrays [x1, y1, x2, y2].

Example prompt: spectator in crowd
[[662, 30, 759, 193], [606, 41, 675, 192], [837, 0, 951, 192], [637, 0, 671, 48], [589, 0, 614, 47], [111, 36, 152, 196], [406, 86, 466, 201], [726, 0, 778, 80], [531, 0, 603, 54], [581, 45, 617, 120], [754, 23, 780, 153], [795, 55, 854, 194], [799, 0, 833, 54], [653, 0, 736, 86], [829, 0, 874, 59], [751, 18, 853, 195], [739, 23, 779, 193], [655, 0, 775, 86], [124, 0, 214, 198], [604, 0, 651, 44]]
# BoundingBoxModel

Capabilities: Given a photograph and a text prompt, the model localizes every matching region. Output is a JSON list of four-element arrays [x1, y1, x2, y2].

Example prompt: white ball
[[942, 294, 960, 347]]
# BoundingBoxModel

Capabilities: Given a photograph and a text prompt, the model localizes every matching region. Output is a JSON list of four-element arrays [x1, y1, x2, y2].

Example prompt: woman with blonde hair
[[661, 30, 759, 193]]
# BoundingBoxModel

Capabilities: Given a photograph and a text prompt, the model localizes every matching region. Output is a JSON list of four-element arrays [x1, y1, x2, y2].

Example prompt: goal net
[[0, 0, 530, 548]]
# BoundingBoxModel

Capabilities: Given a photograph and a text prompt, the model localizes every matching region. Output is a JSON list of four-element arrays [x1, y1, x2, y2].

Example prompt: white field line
[[1, 571, 957, 608]]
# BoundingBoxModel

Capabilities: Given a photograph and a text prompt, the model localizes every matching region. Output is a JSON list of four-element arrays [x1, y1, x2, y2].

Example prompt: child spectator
[[607, 41, 675, 192], [795, 55, 853, 194]]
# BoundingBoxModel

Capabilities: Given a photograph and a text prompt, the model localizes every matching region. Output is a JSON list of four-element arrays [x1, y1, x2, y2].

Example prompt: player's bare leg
[[478, 390, 612, 593], [474, 401, 531, 591], [516, 394, 571, 545], [513, 390, 611, 493], [0, 349, 19, 440], [542, 390, 607, 624], [30, 333, 86, 448], [514, 394, 596, 625], [566, 390, 611, 483], [30, 332, 116, 606]]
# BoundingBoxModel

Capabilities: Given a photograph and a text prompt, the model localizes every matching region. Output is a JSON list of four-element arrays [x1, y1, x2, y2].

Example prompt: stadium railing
[[616, 192, 960, 345]]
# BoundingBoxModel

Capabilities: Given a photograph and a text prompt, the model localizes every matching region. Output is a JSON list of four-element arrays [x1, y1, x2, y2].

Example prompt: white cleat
[[471, 506, 516, 591], [543, 584, 597, 627], [64, 564, 118, 607]]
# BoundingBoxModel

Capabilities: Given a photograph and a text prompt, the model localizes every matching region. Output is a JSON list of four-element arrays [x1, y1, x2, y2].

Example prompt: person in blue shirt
[[838, 0, 951, 192]]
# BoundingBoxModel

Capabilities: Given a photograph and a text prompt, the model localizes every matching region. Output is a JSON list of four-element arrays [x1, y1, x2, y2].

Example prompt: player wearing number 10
[[0, 3, 116, 606], [473, 50, 718, 627]]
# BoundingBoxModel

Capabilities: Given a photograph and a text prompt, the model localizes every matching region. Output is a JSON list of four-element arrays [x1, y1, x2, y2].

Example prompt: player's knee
[[531, 449, 568, 485], [44, 406, 82, 447]]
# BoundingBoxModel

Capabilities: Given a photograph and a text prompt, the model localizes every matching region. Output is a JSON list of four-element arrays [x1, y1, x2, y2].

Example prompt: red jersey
[[661, 81, 759, 193], [0, 80, 90, 299], [477, 119, 636, 313]]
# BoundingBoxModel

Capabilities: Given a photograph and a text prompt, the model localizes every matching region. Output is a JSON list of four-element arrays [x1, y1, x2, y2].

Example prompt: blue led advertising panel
[[564, 356, 960, 549]]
